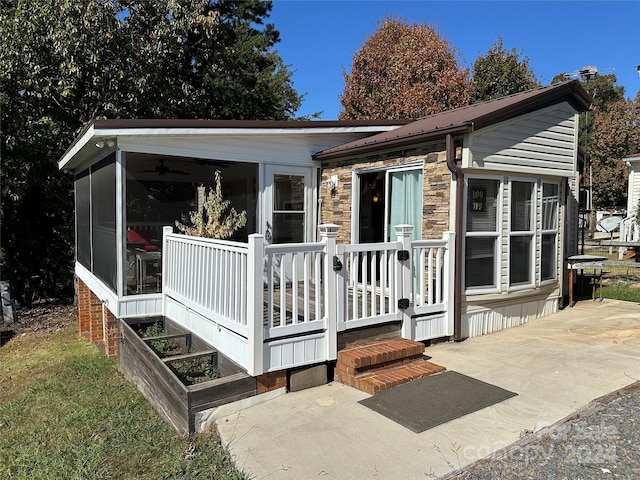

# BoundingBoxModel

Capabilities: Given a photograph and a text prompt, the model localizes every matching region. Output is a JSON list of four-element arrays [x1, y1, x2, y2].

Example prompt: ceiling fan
[[195, 158, 234, 168], [139, 159, 190, 176]]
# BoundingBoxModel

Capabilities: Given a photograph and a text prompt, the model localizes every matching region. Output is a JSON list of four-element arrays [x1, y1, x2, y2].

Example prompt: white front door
[[264, 166, 314, 285], [264, 166, 314, 244]]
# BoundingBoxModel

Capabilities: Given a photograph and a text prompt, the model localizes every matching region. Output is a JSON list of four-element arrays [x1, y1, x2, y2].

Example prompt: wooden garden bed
[[119, 316, 256, 434]]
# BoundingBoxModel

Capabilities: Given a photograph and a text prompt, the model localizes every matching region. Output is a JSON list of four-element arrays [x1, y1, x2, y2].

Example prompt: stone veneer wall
[[319, 144, 452, 243]]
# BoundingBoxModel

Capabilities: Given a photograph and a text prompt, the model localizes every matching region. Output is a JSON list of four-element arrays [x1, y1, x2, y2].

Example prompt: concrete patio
[[217, 298, 640, 479]]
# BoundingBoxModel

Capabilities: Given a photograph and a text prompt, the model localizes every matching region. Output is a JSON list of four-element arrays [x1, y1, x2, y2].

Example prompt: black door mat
[[358, 371, 517, 433]]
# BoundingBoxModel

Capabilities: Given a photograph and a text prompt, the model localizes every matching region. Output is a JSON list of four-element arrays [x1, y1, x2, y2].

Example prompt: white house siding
[[467, 102, 579, 177], [462, 293, 558, 338], [626, 160, 640, 215]]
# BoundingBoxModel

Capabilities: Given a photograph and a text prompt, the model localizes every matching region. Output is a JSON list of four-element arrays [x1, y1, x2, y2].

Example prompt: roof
[[58, 118, 414, 171], [313, 80, 592, 161], [624, 153, 640, 163]]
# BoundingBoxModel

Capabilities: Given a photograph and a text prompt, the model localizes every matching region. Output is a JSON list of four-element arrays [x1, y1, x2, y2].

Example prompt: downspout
[[446, 133, 466, 341]]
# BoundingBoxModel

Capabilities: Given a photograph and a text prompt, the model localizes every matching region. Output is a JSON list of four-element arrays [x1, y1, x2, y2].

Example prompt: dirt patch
[[0, 299, 76, 346]]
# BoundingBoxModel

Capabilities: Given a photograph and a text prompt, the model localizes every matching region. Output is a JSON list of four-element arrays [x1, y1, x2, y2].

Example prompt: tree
[[589, 93, 640, 208], [0, 0, 302, 303], [339, 18, 472, 120], [549, 71, 628, 208], [471, 37, 540, 103]]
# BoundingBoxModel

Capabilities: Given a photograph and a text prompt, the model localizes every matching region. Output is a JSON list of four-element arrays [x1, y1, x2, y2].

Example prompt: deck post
[[161, 226, 173, 316], [247, 234, 265, 377], [395, 225, 414, 339], [443, 231, 456, 336], [318, 224, 339, 361]]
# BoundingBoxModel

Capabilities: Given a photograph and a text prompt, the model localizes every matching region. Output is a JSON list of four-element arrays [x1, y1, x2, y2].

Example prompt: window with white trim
[[465, 177, 501, 290], [541, 182, 559, 281], [509, 180, 536, 288]]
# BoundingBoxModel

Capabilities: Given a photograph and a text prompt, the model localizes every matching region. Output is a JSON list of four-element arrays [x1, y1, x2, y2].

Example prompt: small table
[[136, 251, 161, 293], [566, 255, 607, 306]]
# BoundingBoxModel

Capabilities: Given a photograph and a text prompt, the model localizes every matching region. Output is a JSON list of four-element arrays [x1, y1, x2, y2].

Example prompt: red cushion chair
[[127, 229, 159, 252]]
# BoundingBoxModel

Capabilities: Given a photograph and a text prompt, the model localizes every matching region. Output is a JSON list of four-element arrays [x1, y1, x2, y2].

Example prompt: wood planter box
[[119, 316, 256, 434]]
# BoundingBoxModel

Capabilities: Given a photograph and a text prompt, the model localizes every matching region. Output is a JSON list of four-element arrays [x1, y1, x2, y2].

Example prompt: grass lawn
[[0, 324, 248, 480], [601, 282, 640, 303], [580, 247, 640, 303]]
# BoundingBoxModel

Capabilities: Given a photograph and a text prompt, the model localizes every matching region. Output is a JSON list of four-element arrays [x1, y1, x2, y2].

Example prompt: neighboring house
[[618, 153, 640, 250], [625, 153, 640, 217], [58, 80, 591, 379]]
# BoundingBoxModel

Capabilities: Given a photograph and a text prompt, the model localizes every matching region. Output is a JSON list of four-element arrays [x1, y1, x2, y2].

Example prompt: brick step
[[337, 338, 425, 373], [355, 361, 446, 395], [335, 338, 446, 394]]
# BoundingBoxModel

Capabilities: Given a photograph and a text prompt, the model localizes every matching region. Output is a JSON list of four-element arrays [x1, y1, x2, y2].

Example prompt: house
[[59, 80, 591, 430], [59, 118, 410, 326], [618, 153, 640, 252], [315, 80, 591, 338]]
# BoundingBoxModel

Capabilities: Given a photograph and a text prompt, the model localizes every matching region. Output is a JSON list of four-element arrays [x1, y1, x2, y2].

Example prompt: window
[[465, 176, 562, 294], [91, 155, 117, 290], [509, 180, 535, 288], [75, 169, 91, 270], [465, 178, 500, 290], [541, 183, 559, 281], [273, 174, 306, 243]]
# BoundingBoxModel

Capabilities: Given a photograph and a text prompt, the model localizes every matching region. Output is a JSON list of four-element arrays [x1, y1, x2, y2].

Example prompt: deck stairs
[[335, 338, 445, 395]]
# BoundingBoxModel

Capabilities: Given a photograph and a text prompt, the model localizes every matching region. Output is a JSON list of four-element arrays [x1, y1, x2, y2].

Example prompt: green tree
[[339, 17, 472, 120], [471, 37, 540, 103], [550, 71, 628, 208], [0, 0, 302, 303], [589, 93, 640, 208]]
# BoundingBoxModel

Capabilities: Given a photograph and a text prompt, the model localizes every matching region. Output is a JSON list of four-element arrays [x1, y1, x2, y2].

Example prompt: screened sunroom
[[62, 119, 405, 318]]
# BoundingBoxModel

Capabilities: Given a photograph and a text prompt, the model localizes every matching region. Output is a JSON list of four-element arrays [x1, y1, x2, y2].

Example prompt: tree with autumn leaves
[[339, 18, 472, 120], [589, 92, 640, 208]]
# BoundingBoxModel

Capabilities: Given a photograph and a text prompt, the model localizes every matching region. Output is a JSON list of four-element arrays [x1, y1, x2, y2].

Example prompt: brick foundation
[[77, 278, 91, 340], [89, 290, 103, 344], [102, 306, 119, 358], [256, 370, 287, 394], [76, 277, 119, 358]]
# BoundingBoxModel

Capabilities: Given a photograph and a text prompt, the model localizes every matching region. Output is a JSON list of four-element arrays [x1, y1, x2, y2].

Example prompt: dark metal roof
[[313, 80, 592, 161]]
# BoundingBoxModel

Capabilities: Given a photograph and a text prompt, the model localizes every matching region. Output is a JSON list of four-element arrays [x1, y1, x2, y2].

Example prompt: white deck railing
[[163, 229, 249, 335], [411, 234, 453, 314], [161, 225, 454, 376], [336, 241, 402, 330]]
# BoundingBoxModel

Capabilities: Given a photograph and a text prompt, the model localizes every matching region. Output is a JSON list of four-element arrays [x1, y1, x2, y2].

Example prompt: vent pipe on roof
[[446, 133, 465, 342]]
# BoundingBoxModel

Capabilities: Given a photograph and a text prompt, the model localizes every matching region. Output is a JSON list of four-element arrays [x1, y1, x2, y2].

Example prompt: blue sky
[[268, 0, 640, 119]]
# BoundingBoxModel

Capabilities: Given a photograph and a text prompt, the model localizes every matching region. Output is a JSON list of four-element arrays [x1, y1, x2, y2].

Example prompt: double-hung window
[[541, 182, 559, 281], [509, 180, 536, 289], [465, 177, 501, 291]]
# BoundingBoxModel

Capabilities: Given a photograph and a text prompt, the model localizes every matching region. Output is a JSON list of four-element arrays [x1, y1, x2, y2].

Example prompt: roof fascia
[[471, 83, 591, 131], [58, 121, 409, 171], [58, 123, 96, 170], [313, 123, 473, 161]]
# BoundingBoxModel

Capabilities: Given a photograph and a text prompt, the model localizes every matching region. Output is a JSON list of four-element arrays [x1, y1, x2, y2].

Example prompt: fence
[[161, 225, 454, 376]]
